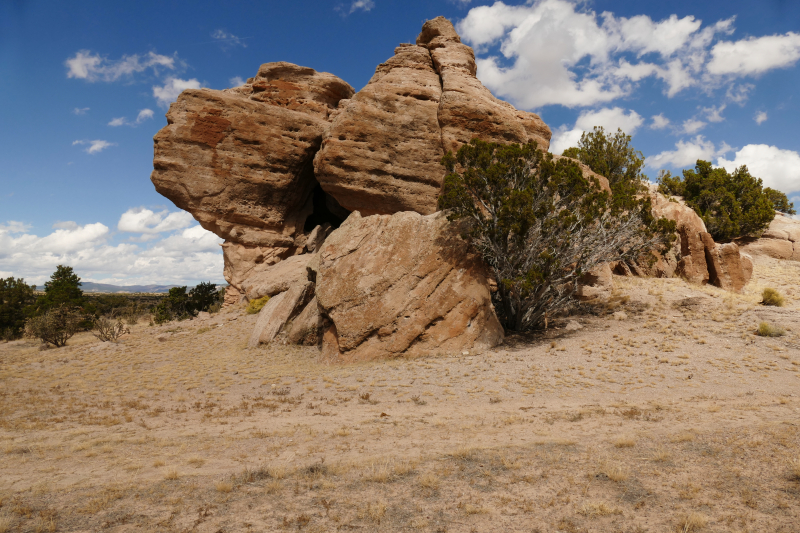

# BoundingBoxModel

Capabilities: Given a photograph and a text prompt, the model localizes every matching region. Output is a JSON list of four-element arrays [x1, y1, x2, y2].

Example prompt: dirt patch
[[1, 255, 799, 532]]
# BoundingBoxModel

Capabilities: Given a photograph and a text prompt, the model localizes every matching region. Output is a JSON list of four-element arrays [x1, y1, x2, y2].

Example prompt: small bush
[[92, 317, 129, 342], [246, 295, 270, 315], [25, 305, 83, 347], [756, 321, 785, 337], [761, 288, 785, 307]]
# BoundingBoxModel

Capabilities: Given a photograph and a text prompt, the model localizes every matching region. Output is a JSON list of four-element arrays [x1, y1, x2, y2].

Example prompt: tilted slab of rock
[[152, 62, 354, 248], [287, 297, 328, 346], [316, 211, 504, 362], [247, 281, 314, 348], [314, 17, 551, 216], [701, 234, 749, 292], [241, 253, 316, 300]]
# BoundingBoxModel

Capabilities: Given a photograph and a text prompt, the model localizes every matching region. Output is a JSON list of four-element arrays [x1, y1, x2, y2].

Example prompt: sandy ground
[[1, 255, 799, 533]]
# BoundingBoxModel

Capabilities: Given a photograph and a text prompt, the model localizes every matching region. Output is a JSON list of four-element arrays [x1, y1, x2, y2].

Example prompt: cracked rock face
[[151, 62, 354, 249], [316, 210, 504, 362], [313, 16, 551, 216]]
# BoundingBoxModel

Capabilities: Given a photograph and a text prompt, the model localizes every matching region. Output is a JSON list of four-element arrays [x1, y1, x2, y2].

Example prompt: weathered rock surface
[[314, 17, 551, 216], [313, 44, 446, 215], [739, 213, 800, 261], [241, 253, 315, 300], [247, 281, 314, 347], [576, 263, 613, 300], [287, 297, 328, 346], [316, 211, 504, 362], [152, 63, 354, 248], [701, 235, 748, 292], [649, 188, 709, 282]]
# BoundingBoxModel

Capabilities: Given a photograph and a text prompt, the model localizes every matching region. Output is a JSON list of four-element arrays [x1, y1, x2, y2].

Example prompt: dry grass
[[164, 467, 179, 480], [215, 480, 233, 493], [677, 511, 708, 532], [761, 288, 785, 307], [757, 321, 785, 337], [1, 262, 799, 532]]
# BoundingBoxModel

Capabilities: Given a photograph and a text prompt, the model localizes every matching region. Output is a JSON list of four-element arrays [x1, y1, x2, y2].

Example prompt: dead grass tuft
[[614, 435, 636, 448], [676, 511, 708, 532], [164, 467, 179, 480], [756, 321, 785, 337], [578, 501, 622, 517], [215, 480, 233, 493], [761, 288, 785, 307], [789, 456, 800, 480]]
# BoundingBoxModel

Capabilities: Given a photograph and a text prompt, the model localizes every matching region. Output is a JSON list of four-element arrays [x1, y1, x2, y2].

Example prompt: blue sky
[[2, 0, 799, 286]]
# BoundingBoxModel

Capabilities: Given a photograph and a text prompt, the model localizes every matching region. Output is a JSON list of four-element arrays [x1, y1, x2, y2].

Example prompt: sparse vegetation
[[756, 321, 785, 337], [761, 287, 785, 307], [0, 276, 36, 340], [246, 295, 271, 315], [24, 305, 83, 347], [92, 317, 129, 342]]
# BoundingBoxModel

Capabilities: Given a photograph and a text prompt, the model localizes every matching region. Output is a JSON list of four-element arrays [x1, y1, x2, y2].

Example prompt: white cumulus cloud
[[682, 119, 706, 134], [117, 208, 194, 234], [0, 216, 223, 286], [754, 111, 768, 125], [458, 1, 798, 110], [707, 32, 800, 76], [648, 135, 732, 169], [650, 114, 671, 130], [153, 77, 202, 107], [72, 139, 115, 154], [229, 76, 245, 87], [65, 50, 177, 82], [550, 107, 643, 155], [717, 145, 800, 194]]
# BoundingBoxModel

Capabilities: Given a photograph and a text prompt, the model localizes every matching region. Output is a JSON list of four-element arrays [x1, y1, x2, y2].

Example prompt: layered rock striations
[[739, 213, 800, 261], [313, 17, 551, 216]]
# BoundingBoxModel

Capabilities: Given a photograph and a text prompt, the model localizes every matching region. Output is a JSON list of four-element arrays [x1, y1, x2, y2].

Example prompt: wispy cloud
[[152, 77, 202, 107], [72, 107, 90, 115], [211, 29, 248, 50], [65, 50, 178, 82], [550, 107, 643, 155], [650, 114, 671, 130], [754, 111, 768, 125], [117, 207, 194, 234], [108, 109, 155, 127], [337, 0, 375, 15], [229, 76, 245, 87], [72, 139, 116, 154]]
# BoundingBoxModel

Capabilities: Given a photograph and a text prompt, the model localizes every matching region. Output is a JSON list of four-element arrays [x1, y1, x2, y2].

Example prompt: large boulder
[[739, 213, 800, 261], [316, 211, 504, 362], [701, 235, 749, 292], [152, 62, 354, 248], [247, 281, 314, 348], [314, 17, 551, 217]]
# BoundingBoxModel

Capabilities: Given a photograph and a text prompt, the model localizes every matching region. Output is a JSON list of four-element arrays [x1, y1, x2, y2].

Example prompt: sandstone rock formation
[[313, 17, 551, 216], [247, 281, 314, 348], [150, 15, 760, 360], [739, 213, 800, 261], [315, 211, 504, 362]]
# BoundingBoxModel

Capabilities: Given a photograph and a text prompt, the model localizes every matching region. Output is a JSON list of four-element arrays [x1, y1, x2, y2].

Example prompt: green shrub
[[761, 288, 785, 307], [25, 305, 83, 347], [438, 139, 674, 331], [246, 295, 271, 315], [0, 276, 37, 339], [756, 321, 785, 337], [658, 161, 778, 241]]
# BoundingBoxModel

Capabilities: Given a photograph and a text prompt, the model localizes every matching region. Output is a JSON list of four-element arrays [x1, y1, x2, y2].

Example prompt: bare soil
[[1, 256, 799, 533]]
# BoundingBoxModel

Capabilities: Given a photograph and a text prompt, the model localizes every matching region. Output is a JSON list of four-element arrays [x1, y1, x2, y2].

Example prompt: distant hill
[[81, 282, 180, 293]]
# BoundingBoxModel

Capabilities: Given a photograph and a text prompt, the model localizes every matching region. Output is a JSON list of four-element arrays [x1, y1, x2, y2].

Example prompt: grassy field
[[1, 256, 799, 532]]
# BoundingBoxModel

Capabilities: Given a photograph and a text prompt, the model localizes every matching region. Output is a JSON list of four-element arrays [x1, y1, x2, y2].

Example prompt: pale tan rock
[[740, 238, 794, 260], [576, 263, 613, 300], [702, 236, 749, 292], [305, 224, 332, 253], [222, 242, 294, 293], [316, 211, 503, 362], [223, 285, 245, 308], [248, 281, 314, 347], [417, 17, 551, 154], [152, 62, 354, 248], [287, 297, 327, 346], [676, 228, 710, 284], [241, 254, 315, 300], [314, 44, 445, 215], [740, 252, 753, 282], [648, 188, 710, 283]]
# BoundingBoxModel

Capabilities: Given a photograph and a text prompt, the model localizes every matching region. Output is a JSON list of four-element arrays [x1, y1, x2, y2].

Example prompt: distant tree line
[[1, 265, 223, 345]]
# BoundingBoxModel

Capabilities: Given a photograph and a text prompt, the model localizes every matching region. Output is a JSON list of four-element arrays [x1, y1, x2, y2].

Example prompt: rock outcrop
[[313, 17, 551, 216], [739, 213, 800, 261], [315, 211, 504, 362]]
